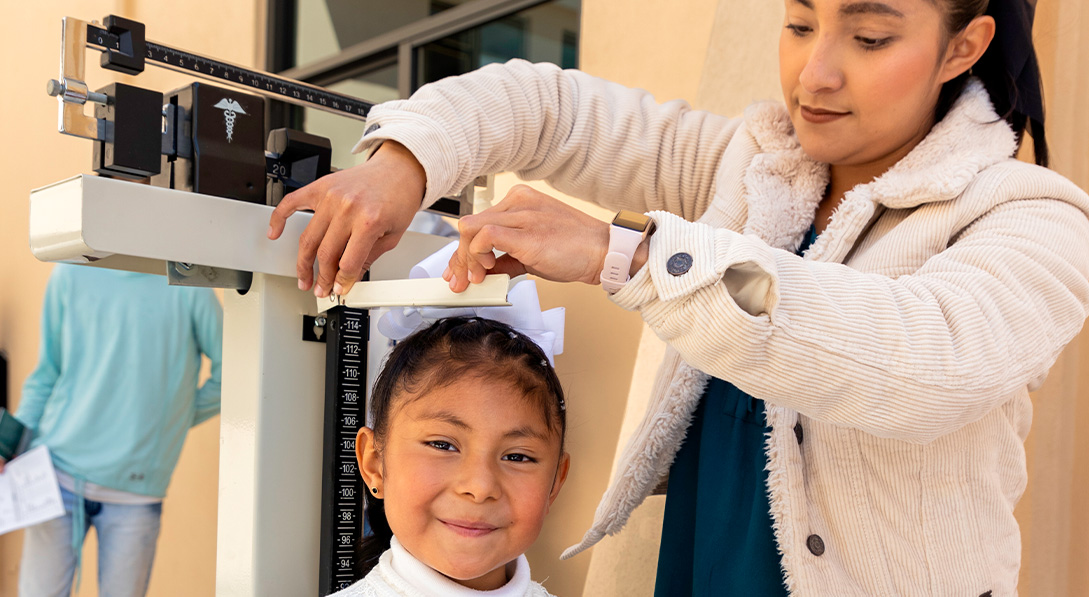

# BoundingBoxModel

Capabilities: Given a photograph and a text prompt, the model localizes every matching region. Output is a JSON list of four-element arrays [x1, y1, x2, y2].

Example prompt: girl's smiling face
[[357, 375, 569, 591], [779, 0, 992, 172]]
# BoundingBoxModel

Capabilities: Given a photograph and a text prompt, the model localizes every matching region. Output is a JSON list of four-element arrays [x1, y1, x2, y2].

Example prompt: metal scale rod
[[84, 22, 372, 120]]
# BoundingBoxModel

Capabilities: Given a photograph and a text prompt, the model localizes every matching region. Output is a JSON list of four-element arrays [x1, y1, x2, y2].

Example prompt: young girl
[[275, 0, 1089, 594], [330, 316, 570, 597]]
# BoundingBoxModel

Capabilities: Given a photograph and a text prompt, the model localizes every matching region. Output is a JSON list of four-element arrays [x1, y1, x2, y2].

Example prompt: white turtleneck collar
[[382, 535, 531, 597]]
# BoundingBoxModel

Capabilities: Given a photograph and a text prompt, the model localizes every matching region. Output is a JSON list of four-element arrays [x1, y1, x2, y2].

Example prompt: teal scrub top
[[654, 226, 817, 596]]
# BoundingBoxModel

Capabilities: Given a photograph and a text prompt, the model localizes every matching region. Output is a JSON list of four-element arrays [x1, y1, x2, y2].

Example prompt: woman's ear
[[546, 452, 571, 511], [357, 427, 384, 498], [940, 15, 996, 83]]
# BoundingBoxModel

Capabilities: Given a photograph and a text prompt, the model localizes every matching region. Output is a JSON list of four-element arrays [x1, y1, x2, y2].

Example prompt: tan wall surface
[[1015, 2, 1089, 596], [532, 0, 721, 591], [582, 3, 778, 593], [0, 1, 259, 595]]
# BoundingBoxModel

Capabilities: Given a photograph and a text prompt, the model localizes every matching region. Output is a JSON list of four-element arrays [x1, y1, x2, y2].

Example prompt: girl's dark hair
[[356, 316, 567, 576], [934, 0, 1049, 166]]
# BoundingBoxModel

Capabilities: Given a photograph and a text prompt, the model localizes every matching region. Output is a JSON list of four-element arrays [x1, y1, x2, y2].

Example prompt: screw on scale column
[[47, 78, 109, 105]]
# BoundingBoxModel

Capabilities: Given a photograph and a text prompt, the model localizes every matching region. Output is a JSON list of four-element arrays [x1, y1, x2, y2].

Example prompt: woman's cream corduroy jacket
[[354, 60, 1089, 596]]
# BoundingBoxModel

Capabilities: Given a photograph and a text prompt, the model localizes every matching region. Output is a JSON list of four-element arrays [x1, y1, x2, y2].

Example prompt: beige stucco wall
[[0, 1, 261, 595], [2, 1, 1087, 596], [1012, 2, 1089, 595]]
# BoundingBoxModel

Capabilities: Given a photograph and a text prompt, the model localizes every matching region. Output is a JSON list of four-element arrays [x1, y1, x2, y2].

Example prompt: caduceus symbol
[[213, 98, 248, 142]]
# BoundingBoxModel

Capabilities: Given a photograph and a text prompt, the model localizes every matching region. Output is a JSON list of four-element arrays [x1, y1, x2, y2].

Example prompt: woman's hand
[[443, 185, 612, 292], [267, 141, 426, 297]]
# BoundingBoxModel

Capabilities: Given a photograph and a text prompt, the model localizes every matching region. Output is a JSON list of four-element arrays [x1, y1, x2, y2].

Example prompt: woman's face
[[358, 376, 569, 591], [779, 0, 954, 168]]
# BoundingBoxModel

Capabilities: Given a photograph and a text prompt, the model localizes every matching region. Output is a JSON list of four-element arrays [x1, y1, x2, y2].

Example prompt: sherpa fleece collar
[[739, 78, 1017, 255]]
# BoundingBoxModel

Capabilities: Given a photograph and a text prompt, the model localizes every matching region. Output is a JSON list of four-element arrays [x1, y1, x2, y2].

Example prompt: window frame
[[266, 0, 556, 103]]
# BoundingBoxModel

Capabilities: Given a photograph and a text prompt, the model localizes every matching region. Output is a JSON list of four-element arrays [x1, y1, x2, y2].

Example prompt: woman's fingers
[[450, 211, 522, 291], [266, 141, 425, 294], [295, 210, 332, 290], [268, 184, 317, 241], [312, 215, 357, 297], [335, 226, 395, 295], [446, 185, 611, 291], [489, 253, 529, 278]]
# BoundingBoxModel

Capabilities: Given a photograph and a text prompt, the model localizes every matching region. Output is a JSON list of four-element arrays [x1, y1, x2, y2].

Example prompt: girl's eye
[[427, 441, 456, 452], [785, 24, 812, 37], [502, 453, 538, 464], [856, 35, 892, 50]]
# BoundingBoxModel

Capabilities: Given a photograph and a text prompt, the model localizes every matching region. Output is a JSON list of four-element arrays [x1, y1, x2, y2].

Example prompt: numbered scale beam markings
[[320, 307, 368, 595], [84, 23, 372, 120]]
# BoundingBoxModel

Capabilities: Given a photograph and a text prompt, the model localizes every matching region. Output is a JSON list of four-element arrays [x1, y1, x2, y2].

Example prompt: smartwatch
[[600, 210, 654, 293]]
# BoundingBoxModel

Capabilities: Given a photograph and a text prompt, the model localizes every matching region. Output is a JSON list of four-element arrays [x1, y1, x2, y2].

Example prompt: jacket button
[[806, 534, 825, 556], [794, 422, 803, 444], [666, 252, 693, 276]]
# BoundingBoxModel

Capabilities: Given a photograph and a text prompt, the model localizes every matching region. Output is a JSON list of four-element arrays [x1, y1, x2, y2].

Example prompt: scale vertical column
[[319, 307, 367, 595], [217, 274, 327, 597]]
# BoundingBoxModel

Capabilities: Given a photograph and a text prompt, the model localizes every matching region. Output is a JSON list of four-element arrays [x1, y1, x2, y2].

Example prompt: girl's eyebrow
[[503, 426, 552, 442], [417, 410, 471, 430], [416, 410, 551, 442]]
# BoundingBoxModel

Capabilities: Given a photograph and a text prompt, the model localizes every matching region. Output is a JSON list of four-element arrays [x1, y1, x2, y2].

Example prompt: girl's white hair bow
[[376, 242, 565, 365]]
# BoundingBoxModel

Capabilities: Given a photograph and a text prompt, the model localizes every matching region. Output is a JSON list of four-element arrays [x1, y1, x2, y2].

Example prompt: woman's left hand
[[444, 185, 610, 292]]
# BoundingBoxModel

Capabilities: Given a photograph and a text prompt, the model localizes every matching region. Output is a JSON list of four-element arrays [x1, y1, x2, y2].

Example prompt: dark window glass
[[293, 0, 473, 67], [301, 64, 399, 171], [286, 0, 579, 160], [416, 0, 580, 91], [561, 29, 578, 69]]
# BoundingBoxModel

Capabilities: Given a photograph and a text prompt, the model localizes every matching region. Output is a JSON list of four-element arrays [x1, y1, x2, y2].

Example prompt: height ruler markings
[[84, 24, 372, 120], [319, 307, 367, 595]]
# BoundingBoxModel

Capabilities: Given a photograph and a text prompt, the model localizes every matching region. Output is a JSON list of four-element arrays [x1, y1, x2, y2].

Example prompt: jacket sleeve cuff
[[610, 210, 780, 319], [351, 107, 467, 209]]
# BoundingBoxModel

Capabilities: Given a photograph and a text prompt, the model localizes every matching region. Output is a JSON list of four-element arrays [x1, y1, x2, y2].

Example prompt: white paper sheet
[[0, 445, 66, 535]]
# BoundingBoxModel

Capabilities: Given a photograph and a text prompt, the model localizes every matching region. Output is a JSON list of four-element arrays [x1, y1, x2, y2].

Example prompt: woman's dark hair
[[356, 316, 567, 576], [934, 0, 1048, 166]]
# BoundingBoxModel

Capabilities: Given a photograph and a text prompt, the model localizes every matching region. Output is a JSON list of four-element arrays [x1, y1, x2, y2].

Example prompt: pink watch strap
[[600, 224, 645, 293]]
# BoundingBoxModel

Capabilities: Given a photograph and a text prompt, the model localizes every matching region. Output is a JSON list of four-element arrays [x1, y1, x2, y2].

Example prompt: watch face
[[613, 209, 651, 232]]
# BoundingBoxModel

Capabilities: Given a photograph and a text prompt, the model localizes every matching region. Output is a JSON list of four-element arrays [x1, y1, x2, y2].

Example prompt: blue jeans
[[19, 486, 162, 597]]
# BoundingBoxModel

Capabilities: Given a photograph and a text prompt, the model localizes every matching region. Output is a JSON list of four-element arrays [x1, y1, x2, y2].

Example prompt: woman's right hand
[[267, 141, 426, 297]]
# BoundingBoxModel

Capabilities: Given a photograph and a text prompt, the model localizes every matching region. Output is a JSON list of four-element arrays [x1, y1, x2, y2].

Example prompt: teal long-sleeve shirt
[[16, 265, 223, 498]]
